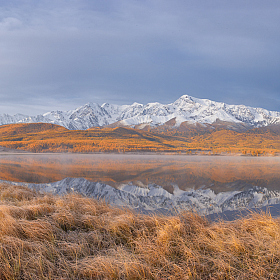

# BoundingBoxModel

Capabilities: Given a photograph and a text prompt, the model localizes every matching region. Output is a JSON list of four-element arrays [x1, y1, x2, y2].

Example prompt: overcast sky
[[0, 0, 280, 115]]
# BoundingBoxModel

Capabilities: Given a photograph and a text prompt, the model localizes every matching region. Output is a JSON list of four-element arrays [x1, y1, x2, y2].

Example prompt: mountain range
[[1, 95, 280, 130]]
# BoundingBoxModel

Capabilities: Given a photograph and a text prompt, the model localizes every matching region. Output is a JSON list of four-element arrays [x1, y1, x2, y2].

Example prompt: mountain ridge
[[1, 95, 280, 130]]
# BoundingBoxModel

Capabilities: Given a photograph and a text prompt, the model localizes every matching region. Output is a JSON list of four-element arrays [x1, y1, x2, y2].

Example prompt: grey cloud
[[0, 0, 279, 114]]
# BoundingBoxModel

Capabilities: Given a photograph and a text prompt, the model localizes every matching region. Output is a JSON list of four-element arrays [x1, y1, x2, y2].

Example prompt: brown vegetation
[[0, 183, 280, 279], [1, 123, 280, 155]]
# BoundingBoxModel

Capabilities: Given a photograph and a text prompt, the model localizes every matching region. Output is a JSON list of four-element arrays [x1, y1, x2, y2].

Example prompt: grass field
[[0, 183, 280, 279]]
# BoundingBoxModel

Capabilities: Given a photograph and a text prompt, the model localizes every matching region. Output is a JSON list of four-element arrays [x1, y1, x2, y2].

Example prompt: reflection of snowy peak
[[1, 95, 280, 130], [5, 178, 280, 215]]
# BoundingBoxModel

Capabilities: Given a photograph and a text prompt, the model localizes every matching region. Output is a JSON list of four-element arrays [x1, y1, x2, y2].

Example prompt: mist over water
[[2, 154, 280, 216], [1, 154, 280, 193]]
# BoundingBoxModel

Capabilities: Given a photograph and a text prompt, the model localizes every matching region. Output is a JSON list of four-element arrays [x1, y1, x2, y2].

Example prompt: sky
[[0, 0, 280, 115]]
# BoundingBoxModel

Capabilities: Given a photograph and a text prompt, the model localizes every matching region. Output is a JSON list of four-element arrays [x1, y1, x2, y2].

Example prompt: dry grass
[[0, 183, 280, 279]]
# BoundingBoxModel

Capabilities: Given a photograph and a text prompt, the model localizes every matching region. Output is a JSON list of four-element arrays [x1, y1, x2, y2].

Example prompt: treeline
[[1, 123, 280, 155]]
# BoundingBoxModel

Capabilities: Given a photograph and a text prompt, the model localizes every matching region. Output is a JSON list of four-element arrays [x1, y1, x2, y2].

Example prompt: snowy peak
[[1, 95, 280, 130]]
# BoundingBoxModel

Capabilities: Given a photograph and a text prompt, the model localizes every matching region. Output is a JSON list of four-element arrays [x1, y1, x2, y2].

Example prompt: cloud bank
[[0, 0, 279, 114]]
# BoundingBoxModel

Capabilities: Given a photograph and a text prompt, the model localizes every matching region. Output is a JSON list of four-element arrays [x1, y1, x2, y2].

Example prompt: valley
[[0, 122, 280, 154]]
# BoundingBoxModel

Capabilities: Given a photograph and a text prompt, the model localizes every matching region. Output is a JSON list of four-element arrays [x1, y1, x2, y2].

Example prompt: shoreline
[[0, 145, 278, 157], [0, 150, 278, 157]]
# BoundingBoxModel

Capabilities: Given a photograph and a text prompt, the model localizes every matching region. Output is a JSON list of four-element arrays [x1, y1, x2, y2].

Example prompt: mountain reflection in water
[[2, 154, 280, 215], [1, 154, 280, 193]]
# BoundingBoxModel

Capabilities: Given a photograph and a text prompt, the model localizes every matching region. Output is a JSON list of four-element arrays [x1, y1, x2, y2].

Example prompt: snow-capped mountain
[[1, 95, 280, 130], [3, 178, 280, 215]]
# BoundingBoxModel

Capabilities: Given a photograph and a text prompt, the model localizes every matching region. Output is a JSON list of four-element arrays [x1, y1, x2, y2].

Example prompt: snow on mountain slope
[[2, 178, 280, 215], [0, 113, 29, 125], [1, 95, 280, 130]]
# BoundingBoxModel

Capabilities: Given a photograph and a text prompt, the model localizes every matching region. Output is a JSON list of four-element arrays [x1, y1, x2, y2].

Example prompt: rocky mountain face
[[1, 95, 280, 130], [3, 178, 280, 215]]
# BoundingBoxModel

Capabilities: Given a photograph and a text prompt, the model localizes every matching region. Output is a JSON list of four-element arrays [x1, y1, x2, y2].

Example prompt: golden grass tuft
[[0, 183, 280, 279]]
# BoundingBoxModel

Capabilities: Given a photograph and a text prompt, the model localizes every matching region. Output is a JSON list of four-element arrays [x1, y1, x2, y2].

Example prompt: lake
[[1, 153, 280, 217]]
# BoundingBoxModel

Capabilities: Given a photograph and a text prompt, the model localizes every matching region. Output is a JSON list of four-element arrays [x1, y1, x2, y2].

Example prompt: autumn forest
[[0, 122, 280, 155]]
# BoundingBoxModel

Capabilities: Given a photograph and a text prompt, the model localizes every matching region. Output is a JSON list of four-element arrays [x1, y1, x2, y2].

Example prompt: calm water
[[1, 154, 280, 217], [1, 154, 280, 192]]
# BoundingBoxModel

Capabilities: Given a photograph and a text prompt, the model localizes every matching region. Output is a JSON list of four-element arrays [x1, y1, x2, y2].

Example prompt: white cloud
[[0, 17, 22, 30]]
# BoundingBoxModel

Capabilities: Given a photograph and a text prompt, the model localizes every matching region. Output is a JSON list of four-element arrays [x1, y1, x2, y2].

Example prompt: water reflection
[[1, 154, 280, 193]]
